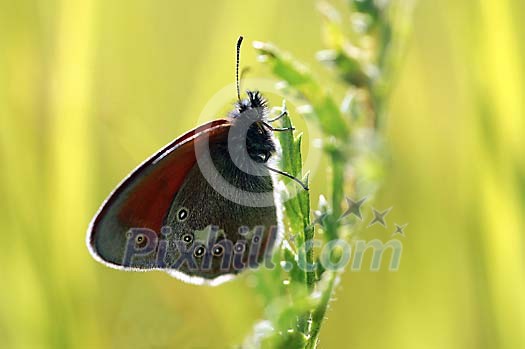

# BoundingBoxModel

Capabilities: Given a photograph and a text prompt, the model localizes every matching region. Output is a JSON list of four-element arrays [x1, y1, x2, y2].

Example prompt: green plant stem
[[304, 149, 346, 348], [243, 2, 413, 346], [305, 272, 337, 349], [330, 153, 346, 220]]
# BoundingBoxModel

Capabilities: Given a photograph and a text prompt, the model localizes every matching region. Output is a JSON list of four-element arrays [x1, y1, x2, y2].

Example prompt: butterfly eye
[[177, 208, 188, 221], [135, 234, 148, 248], [252, 235, 261, 244], [181, 233, 193, 244], [212, 244, 224, 257], [252, 151, 270, 163], [193, 245, 206, 258]]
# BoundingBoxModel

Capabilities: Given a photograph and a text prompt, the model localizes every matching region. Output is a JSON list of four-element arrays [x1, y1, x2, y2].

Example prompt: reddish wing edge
[[86, 119, 231, 268]]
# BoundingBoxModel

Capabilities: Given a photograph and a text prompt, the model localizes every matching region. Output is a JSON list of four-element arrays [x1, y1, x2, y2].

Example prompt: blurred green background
[[1, 0, 524, 348]]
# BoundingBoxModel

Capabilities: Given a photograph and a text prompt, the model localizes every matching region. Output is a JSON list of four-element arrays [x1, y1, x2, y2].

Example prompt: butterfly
[[86, 36, 308, 285]]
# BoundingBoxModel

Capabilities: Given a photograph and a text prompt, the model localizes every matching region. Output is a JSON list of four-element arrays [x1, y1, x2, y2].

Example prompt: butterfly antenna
[[236, 36, 243, 101]]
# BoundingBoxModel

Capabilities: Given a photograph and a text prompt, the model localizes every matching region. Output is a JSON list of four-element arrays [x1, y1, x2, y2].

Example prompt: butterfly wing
[[87, 119, 231, 269], [87, 119, 279, 285]]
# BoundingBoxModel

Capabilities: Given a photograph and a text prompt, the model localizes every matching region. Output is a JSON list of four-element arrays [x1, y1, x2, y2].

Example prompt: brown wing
[[87, 119, 231, 268]]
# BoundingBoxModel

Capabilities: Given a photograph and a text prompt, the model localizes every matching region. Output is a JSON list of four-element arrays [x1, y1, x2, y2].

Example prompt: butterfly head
[[227, 90, 276, 163], [229, 90, 268, 120]]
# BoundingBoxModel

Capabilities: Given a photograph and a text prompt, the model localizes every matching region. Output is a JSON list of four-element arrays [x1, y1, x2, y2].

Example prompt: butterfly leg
[[267, 109, 288, 123], [265, 165, 309, 191], [267, 100, 288, 123], [262, 122, 295, 132]]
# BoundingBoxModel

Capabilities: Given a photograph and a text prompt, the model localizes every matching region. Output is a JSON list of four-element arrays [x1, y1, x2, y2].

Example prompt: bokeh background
[[1, 0, 524, 348]]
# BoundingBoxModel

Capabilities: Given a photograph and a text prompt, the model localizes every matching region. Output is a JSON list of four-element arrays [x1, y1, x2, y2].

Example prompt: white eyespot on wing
[[177, 207, 189, 222]]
